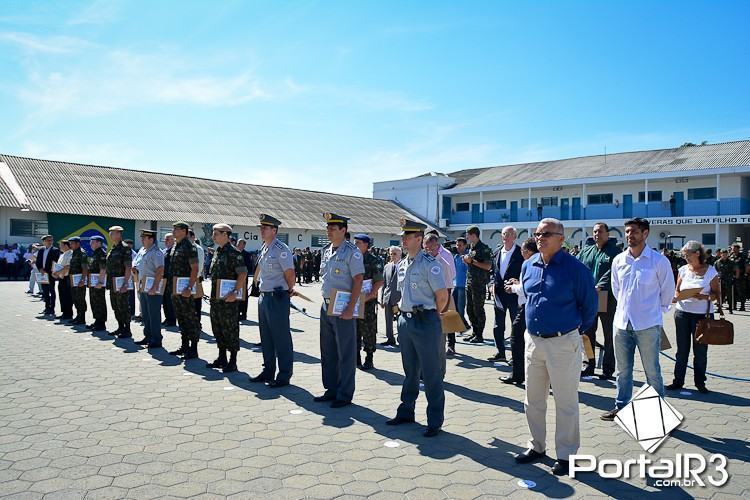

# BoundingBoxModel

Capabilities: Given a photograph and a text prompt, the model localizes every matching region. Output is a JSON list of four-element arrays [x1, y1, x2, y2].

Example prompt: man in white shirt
[[602, 218, 675, 421]]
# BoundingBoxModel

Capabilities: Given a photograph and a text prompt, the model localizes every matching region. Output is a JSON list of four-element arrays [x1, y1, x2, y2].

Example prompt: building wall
[[373, 175, 452, 224], [0, 207, 48, 246]]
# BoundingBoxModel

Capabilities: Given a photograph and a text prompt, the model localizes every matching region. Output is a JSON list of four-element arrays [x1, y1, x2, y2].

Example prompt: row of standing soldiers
[[713, 244, 749, 312]]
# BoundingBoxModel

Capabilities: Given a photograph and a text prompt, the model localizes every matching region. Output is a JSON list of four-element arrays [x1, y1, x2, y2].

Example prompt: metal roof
[[0, 154, 431, 235], [0, 166, 21, 208], [449, 140, 750, 188]]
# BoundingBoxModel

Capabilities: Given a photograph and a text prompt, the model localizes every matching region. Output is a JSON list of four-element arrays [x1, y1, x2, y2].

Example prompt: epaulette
[[273, 240, 285, 250], [421, 252, 436, 262]]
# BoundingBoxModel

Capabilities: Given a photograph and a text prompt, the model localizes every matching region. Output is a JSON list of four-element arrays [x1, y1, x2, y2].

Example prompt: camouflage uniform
[[728, 251, 747, 311], [69, 247, 89, 319], [89, 247, 108, 325], [356, 251, 384, 357], [168, 238, 201, 343], [465, 239, 492, 340], [209, 242, 247, 353], [106, 241, 132, 331]]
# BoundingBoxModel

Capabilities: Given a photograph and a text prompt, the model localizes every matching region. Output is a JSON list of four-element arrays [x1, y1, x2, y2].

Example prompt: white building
[[374, 140, 750, 250]]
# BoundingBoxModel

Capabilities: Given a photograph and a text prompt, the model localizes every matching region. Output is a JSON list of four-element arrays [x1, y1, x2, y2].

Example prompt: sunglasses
[[534, 231, 563, 239]]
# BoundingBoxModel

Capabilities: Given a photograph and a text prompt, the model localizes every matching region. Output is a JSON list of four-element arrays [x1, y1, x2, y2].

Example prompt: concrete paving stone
[[162, 481, 208, 498], [304, 484, 345, 499]]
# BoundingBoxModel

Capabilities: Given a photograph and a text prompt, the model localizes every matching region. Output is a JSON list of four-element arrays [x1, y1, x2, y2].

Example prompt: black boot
[[110, 322, 123, 336], [362, 352, 374, 370], [169, 338, 189, 356], [184, 339, 199, 360], [206, 349, 228, 369], [118, 325, 132, 339], [223, 350, 238, 373]]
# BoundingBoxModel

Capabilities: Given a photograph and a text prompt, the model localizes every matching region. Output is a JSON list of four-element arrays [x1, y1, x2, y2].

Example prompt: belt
[[402, 309, 437, 319], [530, 328, 578, 339]]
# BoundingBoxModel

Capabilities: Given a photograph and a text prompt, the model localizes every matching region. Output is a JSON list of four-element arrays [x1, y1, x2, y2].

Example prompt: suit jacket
[[381, 260, 401, 306], [494, 245, 523, 303], [36, 246, 60, 273]]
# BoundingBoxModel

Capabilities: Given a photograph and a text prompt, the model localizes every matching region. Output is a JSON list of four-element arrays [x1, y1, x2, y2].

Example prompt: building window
[[688, 187, 717, 200], [389, 239, 400, 247], [540, 197, 558, 207], [587, 193, 613, 205], [638, 191, 663, 202], [311, 235, 329, 248], [520, 198, 537, 209], [10, 219, 48, 238], [277, 233, 289, 244], [702, 233, 716, 246], [455, 203, 470, 212], [485, 200, 506, 210]]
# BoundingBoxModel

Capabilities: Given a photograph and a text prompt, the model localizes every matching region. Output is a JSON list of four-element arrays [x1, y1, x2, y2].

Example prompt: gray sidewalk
[[0, 281, 748, 499]]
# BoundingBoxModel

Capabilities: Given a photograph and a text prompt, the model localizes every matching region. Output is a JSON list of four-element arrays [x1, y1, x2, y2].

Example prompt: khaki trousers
[[524, 330, 581, 460]]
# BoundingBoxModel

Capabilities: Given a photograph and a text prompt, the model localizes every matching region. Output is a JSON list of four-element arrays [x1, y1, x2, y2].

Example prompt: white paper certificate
[[361, 279, 373, 295], [218, 279, 242, 299], [331, 290, 361, 317], [114, 276, 134, 291], [71, 274, 86, 287], [174, 277, 197, 295], [89, 274, 102, 287], [37, 271, 49, 284], [143, 277, 165, 294], [53, 262, 64, 273]]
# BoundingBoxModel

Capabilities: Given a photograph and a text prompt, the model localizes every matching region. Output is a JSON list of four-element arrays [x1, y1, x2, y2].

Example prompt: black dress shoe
[[600, 408, 619, 421], [500, 376, 520, 385], [423, 427, 441, 437], [665, 383, 683, 391], [487, 353, 507, 362], [446, 347, 456, 357], [135, 338, 149, 345], [379, 339, 397, 347], [386, 415, 415, 426], [552, 460, 569, 476], [696, 385, 709, 394], [168, 347, 186, 356], [147, 343, 163, 349], [222, 363, 238, 373], [267, 380, 289, 388], [598, 374, 615, 381], [206, 358, 228, 369], [514, 448, 546, 464], [330, 400, 351, 408], [469, 336, 485, 344], [313, 393, 336, 402], [249, 373, 271, 383], [117, 332, 132, 339]]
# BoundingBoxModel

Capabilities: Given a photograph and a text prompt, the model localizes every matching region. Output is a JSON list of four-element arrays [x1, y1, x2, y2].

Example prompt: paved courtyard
[[0, 280, 748, 499]]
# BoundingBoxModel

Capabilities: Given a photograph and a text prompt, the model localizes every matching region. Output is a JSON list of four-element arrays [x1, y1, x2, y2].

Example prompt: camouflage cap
[[212, 223, 233, 233], [172, 221, 190, 230]]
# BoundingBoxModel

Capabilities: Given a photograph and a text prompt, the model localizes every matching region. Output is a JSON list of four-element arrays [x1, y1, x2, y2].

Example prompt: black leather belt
[[402, 310, 437, 319], [530, 328, 577, 338]]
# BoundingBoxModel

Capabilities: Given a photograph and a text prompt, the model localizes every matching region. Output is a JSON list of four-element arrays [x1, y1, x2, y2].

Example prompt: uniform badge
[[430, 266, 441, 275], [280, 252, 288, 258], [353, 253, 361, 260], [334, 269, 341, 274], [410, 283, 418, 289]]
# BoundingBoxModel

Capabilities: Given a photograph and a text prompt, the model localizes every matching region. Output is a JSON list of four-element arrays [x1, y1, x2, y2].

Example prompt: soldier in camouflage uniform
[[353, 234, 384, 370], [715, 249, 736, 314], [87, 235, 108, 331], [106, 226, 133, 338], [463, 225, 493, 343], [168, 221, 201, 359], [729, 244, 746, 311], [206, 223, 247, 373], [68, 236, 89, 325]]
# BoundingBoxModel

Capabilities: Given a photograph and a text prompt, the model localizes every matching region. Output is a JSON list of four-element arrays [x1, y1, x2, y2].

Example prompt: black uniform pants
[[41, 279, 57, 313], [58, 278, 73, 318]]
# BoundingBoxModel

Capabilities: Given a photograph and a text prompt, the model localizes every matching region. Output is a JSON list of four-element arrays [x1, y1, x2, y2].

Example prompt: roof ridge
[[0, 153, 386, 203]]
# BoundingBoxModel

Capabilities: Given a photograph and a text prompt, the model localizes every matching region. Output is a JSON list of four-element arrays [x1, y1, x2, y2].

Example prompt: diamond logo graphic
[[614, 384, 684, 453]]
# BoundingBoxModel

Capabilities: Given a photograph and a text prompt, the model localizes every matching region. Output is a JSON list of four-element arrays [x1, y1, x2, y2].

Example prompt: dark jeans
[[163, 287, 176, 324], [673, 309, 710, 388], [493, 294, 519, 357], [452, 287, 470, 329], [582, 308, 616, 376], [41, 279, 57, 313], [510, 304, 526, 382], [58, 278, 73, 318]]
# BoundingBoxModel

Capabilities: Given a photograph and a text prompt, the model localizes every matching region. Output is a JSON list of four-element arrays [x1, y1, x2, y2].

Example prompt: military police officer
[[314, 212, 364, 408], [249, 214, 296, 387], [715, 249, 735, 314], [463, 225, 493, 343], [87, 235, 108, 331], [167, 221, 201, 359], [353, 233, 384, 370], [106, 226, 133, 338], [206, 223, 247, 373], [729, 244, 747, 311], [68, 236, 89, 325], [386, 217, 449, 437]]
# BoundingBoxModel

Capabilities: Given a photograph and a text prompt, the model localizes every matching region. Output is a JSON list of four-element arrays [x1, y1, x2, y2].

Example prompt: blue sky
[[0, 0, 748, 197]]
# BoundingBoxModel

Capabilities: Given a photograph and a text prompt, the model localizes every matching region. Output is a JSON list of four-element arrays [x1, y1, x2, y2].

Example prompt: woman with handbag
[[667, 240, 720, 394]]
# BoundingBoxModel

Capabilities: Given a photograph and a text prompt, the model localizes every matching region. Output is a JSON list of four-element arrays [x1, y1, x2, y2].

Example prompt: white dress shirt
[[611, 245, 675, 330], [499, 245, 514, 278], [510, 282, 526, 306]]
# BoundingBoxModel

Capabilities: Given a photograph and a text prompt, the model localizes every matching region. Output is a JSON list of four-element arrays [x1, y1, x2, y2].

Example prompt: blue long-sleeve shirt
[[453, 251, 468, 288], [522, 250, 598, 335]]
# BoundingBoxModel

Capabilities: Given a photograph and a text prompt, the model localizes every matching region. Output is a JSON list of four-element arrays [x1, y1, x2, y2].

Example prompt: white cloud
[[0, 31, 92, 54], [67, 0, 122, 25]]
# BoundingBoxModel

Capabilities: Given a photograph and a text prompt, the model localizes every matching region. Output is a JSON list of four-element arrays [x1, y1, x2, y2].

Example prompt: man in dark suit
[[161, 233, 177, 327], [379, 245, 403, 347], [36, 235, 60, 316], [489, 226, 524, 362]]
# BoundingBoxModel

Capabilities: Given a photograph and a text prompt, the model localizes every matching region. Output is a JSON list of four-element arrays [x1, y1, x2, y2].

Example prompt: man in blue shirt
[[452, 237, 470, 338], [514, 218, 597, 477]]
